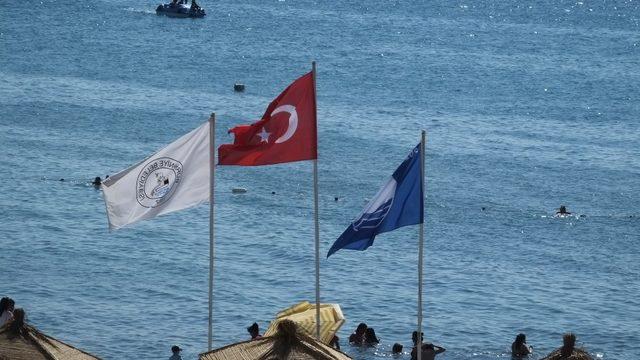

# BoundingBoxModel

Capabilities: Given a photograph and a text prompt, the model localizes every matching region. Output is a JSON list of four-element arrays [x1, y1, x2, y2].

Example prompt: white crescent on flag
[[271, 105, 298, 144]]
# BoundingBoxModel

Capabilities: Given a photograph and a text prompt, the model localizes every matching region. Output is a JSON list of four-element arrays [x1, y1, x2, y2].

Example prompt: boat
[[156, 2, 205, 18]]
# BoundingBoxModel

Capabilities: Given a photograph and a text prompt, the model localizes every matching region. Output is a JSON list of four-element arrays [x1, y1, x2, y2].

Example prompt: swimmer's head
[[412, 331, 424, 344]]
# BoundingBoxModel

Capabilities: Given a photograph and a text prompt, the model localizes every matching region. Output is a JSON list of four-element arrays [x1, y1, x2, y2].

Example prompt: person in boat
[[411, 331, 445, 360], [364, 327, 379, 346], [555, 205, 571, 216], [349, 323, 367, 345], [190, 0, 201, 11], [0, 297, 15, 327], [511, 333, 533, 358], [247, 322, 262, 340]]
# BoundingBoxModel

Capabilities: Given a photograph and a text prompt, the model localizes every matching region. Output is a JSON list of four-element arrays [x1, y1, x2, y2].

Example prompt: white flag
[[102, 121, 210, 230]]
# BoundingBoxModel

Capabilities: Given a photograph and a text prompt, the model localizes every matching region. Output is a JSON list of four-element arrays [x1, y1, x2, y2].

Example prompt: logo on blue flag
[[327, 144, 423, 258], [352, 198, 392, 231]]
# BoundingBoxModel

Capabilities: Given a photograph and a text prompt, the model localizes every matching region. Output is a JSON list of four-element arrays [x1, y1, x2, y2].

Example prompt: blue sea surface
[[1, 0, 639, 359]]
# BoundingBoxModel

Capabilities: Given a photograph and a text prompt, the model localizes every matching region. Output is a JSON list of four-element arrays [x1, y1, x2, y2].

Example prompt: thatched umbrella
[[541, 348, 594, 360], [0, 309, 102, 360], [541, 333, 594, 360], [199, 320, 352, 360], [263, 301, 345, 345]]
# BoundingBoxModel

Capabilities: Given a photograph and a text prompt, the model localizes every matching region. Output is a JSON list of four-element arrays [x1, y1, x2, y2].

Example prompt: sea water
[[0, 0, 638, 359]]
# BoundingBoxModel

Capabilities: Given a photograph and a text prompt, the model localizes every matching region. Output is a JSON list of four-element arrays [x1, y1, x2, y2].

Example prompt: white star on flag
[[258, 128, 270, 143]]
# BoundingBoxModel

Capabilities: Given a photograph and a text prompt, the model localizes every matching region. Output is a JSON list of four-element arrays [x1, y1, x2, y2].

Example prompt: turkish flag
[[218, 72, 317, 166]]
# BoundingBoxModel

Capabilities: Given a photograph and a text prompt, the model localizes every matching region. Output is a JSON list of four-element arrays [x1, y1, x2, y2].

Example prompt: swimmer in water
[[555, 205, 571, 217], [92, 177, 102, 187], [511, 333, 533, 358], [349, 323, 367, 345]]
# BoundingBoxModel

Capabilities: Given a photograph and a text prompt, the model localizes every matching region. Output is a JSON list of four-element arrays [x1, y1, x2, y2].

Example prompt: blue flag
[[327, 144, 423, 257]]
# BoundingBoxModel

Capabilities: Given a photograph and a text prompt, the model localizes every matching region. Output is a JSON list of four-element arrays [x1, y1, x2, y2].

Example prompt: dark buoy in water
[[234, 83, 245, 92]]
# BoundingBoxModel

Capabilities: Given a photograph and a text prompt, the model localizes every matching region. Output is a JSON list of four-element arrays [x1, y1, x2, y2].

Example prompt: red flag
[[218, 72, 317, 166]]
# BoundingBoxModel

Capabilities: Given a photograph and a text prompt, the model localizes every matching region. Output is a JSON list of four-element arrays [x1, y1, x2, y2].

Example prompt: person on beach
[[512, 333, 533, 357], [411, 331, 446, 360], [349, 323, 367, 345], [169, 345, 182, 360], [0, 297, 15, 327], [247, 322, 262, 340], [364, 327, 380, 345]]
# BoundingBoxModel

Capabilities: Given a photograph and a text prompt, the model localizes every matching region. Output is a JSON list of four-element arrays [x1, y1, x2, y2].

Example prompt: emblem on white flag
[[136, 157, 184, 208]]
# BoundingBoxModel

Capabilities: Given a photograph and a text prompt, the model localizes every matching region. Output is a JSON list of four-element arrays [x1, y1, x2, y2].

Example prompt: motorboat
[[156, 2, 205, 18]]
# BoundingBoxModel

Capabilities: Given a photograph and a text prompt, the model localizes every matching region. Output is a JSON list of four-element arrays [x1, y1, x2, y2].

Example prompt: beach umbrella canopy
[[0, 313, 101, 360], [199, 319, 352, 360], [263, 301, 345, 345]]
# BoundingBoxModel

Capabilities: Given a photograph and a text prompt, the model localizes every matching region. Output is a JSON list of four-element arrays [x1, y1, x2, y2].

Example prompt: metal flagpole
[[311, 61, 321, 341], [417, 130, 426, 360], [208, 113, 216, 351]]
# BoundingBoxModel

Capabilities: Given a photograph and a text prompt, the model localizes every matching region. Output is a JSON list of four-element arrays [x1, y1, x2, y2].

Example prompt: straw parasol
[[199, 319, 352, 360], [263, 301, 345, 345], [541, 348, 594, 360], [541, 333, 594, 360], [0, 310, 102, 360]]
